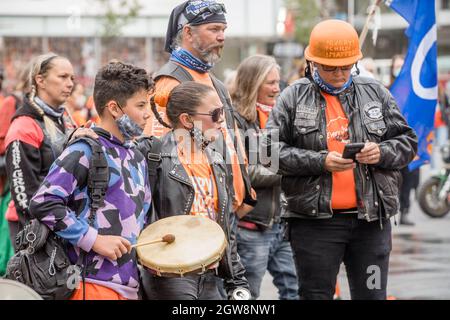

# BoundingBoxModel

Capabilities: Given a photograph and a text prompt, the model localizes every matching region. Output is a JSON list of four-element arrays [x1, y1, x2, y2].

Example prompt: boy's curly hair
[[93, 61, 154, 115]]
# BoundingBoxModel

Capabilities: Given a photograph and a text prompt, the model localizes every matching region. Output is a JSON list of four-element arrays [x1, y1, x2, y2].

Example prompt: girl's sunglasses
[[191, 107, 224, 122]]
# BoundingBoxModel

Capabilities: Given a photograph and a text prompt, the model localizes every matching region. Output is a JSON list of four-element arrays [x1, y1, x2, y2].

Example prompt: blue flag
[[386, 0, 438, 170]]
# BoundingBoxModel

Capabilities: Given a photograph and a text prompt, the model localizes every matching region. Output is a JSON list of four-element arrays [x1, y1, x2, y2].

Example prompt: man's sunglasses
[[190, 3, 227, 21], [320, 64, 354, 72], [191, 107, 224, 122]]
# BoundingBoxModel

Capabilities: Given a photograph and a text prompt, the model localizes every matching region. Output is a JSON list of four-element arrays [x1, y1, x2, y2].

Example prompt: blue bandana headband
[[312, 70, 353, 96], [170, 48, 212, 73]]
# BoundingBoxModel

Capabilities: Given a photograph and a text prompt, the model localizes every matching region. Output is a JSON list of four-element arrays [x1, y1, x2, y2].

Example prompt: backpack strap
[[67, 135, 109, 221], [134, 135, 162, 193], [66, 133, 108, 299], [134, 135, 162, 226]]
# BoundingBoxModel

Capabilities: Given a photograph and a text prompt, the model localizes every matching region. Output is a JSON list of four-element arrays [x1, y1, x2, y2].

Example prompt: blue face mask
[[312, 69, 353, 96], [115, 103, 144, 140]]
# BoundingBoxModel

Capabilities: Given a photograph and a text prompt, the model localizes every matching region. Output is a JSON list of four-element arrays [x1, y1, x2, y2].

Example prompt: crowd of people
[[0, 0, 420, 300]]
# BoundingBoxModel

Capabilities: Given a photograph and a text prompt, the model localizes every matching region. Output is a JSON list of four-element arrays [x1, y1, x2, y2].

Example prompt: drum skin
[[0, 279, 43, 300], [136, 215, 227, 276]]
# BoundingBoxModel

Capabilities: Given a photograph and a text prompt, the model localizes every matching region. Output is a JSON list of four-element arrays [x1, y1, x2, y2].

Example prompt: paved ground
[[258, 165, 450, 300]]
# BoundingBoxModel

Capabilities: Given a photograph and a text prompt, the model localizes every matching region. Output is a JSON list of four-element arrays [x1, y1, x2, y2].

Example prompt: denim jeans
[[288, 213, 392, 300], [237, 222, 299, 300], [141, 271, 223, 300]]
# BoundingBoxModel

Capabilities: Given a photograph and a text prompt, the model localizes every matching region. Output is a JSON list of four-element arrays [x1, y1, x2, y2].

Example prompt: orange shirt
[[323, 92, 357, 209], [70, 283, 127, 300], [71, 110, 88, 127], [257, 108, 270, 129], [144, 65, 218, 138], [146, 63, 246, 211], [435, 108, 446, 128], [178, 145, 219, 220]]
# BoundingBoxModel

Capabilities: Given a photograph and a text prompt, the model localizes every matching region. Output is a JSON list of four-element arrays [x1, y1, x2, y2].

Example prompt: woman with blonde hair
[[230, 54, 299, 300], [4, 53, 75, 234]]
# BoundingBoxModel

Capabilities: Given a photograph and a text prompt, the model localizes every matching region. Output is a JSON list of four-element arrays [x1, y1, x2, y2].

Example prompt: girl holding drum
[[140, 81, 250, 300]]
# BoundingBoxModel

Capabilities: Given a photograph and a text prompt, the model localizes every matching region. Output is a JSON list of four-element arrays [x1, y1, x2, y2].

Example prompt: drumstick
[[132, 234, 175, 248]]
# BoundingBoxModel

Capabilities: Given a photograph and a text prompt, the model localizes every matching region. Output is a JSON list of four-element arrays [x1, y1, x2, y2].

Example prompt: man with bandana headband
[[142, 0, 254, 300], [262, 19, 417, 300]]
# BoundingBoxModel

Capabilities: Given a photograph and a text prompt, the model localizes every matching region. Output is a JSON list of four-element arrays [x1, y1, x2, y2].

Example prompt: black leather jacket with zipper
[[149, 131, 249, 296], [233, 111, 281, 229], [262, 76, 418, 224]]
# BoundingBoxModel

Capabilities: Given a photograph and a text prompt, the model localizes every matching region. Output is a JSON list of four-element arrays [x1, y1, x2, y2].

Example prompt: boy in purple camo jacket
[[30, 62, 153, 300]]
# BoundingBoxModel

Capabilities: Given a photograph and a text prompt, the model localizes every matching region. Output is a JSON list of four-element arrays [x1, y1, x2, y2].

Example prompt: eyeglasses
[[189, 3, 227, 22], [191, 107, 224, 122], [320, 64, 354, 72]]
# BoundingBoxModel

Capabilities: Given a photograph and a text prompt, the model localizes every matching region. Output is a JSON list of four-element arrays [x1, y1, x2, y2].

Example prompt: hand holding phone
[[354, 142, 381, 164], [342, 142, 365, 160]]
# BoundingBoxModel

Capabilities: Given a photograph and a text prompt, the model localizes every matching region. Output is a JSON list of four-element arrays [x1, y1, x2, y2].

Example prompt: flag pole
[[359, 0, 383, 49]]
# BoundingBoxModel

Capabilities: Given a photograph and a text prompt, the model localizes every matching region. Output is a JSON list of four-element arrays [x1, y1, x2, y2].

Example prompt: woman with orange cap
[[262, 19, 417, 299]]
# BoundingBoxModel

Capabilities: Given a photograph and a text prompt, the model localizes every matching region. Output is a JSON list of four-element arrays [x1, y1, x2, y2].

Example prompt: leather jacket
[[262, 76, 418, 224], [233, 111, 281, 229], [149, 131, 249, 296]]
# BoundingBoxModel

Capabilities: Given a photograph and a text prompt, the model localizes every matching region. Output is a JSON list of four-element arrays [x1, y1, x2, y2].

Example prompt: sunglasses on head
[[320, 64, 354, 72], [189, 2, 227, 21], [191, 106, 224, 122]]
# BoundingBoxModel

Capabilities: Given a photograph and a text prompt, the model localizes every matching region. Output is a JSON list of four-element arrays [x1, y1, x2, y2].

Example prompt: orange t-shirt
[[257, 108, 270, 129], [435, 108, 446, 128], [144, 65, 218, 138], [178, 145, 219, 220], [71, 110, 88, 127], [145, 63, 246, 211], [323, 92, 357, 209], [70, 283, 127, 300]]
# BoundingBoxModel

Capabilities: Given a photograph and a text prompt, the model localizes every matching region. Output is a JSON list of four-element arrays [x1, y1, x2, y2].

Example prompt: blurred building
[[0, 0, 284, 90], [2, 0, 449, 90]]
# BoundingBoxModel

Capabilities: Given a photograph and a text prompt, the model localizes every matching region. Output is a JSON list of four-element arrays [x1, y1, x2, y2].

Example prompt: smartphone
[[342, 142, 365, 160]]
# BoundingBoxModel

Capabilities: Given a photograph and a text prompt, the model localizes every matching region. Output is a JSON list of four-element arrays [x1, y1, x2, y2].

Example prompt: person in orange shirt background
[[65, 83, 89, 127], [0, 68, 5, 108], [85, 95, 101, 124]]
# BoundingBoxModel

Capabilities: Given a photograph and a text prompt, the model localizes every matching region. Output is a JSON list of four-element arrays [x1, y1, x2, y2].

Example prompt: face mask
[[114, 103, 144, 140]]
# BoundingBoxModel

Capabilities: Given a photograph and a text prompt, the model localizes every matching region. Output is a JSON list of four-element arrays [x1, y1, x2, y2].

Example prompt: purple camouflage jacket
[[30, 128, 151, 299]]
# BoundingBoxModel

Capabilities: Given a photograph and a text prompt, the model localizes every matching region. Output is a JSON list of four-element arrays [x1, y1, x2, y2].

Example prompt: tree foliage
[[97, 0, 142, 38], [285, 0, 321, 46]]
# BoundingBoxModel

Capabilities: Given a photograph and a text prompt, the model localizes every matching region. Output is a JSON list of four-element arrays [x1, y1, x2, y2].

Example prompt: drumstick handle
[[131, 234, 175, 248], [131, 238, 163, 248]]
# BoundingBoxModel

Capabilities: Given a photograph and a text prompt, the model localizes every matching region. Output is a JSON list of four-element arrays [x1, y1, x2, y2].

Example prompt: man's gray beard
[[192, 38, 222, 65], [201, 51, 221, 65]]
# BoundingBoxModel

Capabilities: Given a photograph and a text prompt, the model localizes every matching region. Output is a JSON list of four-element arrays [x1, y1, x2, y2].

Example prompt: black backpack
[[6, 136, 108, 300]]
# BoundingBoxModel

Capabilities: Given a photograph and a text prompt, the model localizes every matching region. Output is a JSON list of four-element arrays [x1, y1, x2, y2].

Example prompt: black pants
[[399, 167, 420, 212], [288, 213, 392, 300]]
